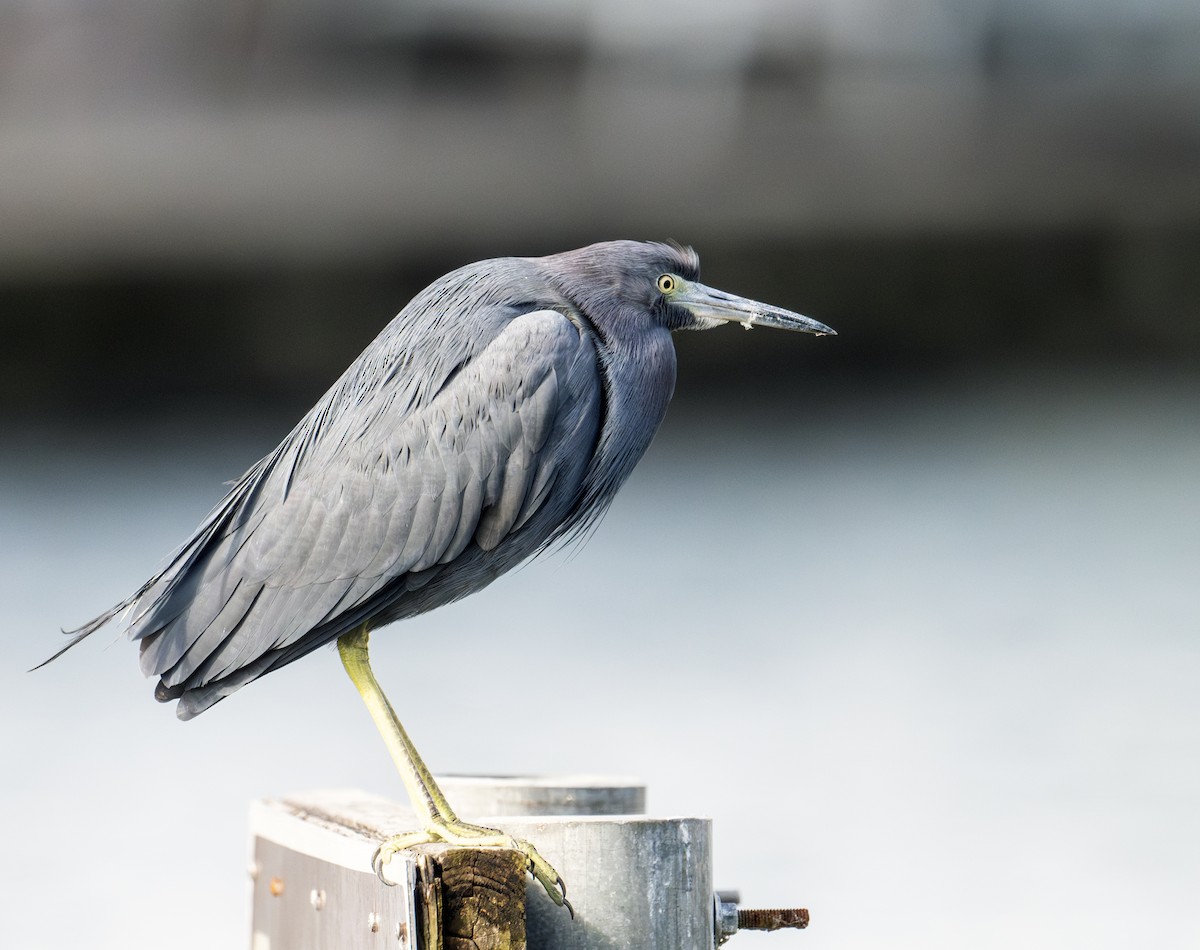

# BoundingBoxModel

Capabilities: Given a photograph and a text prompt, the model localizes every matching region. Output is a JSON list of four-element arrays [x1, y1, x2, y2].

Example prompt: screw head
[[714, 894, 739, 945]]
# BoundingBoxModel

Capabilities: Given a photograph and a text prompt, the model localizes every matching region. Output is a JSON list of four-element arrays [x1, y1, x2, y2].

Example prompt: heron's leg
[[337, 625, 459, 824], [337, 625, 571, 914]]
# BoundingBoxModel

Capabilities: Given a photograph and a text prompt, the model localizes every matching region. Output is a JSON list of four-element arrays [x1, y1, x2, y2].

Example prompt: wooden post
[[249, 793, 526, 950], [423, 847, 526, 950]]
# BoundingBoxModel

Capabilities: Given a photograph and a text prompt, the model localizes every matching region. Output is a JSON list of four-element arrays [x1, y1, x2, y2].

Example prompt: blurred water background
[[2, 2, 1199, 948]]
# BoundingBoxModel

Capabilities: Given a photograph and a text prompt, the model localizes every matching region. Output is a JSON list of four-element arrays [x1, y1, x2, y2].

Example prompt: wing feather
[[130, 309, 601, 711]]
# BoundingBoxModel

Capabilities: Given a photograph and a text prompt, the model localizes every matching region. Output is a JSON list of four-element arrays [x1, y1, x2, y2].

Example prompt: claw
[[551, 870, 572, 917], [371, 845, 395, 884]]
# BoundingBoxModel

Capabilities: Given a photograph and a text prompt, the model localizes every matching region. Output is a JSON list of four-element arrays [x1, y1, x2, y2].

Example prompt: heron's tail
[[31, 594, 141, 671], [34, 442, 286, 678]]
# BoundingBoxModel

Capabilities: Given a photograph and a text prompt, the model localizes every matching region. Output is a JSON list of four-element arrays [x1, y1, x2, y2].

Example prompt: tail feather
[[38, 441, 289, 687], [30, 596, 136, 671]]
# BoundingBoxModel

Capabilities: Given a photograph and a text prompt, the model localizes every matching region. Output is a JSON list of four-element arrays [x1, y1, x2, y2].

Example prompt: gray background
[[2, 2, 1198, 948]]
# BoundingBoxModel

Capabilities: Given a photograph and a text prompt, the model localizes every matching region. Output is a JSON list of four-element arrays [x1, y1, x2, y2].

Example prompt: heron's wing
[[130, 309, 601, 713]]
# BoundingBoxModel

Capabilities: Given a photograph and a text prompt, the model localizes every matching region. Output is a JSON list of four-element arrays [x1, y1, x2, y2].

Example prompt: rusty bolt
[[738, 907, 810, 931]]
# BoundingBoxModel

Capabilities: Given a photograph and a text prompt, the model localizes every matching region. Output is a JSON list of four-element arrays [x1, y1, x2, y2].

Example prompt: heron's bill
[[679, 282, 835, 335]]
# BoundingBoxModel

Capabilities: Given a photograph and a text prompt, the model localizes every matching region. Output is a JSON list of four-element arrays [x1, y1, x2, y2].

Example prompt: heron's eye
[[656, 274, 677, 295]]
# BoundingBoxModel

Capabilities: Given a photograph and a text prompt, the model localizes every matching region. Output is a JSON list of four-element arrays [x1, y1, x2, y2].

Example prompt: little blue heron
[[48, 240, 834, 910]]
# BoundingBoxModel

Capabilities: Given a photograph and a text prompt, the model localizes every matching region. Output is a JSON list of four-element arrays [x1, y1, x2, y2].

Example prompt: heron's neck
[[583, 317, 677, 510]]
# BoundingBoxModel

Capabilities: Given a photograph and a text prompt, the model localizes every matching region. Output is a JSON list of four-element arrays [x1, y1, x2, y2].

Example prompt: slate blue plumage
[[51, 240, 833, 907]]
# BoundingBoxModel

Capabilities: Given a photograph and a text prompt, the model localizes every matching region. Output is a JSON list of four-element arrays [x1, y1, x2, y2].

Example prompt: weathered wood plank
[[423, 848, 526, 950]]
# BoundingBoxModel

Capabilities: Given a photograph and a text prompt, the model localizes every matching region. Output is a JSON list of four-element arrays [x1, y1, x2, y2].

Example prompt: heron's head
[[542, 240, 835, 337]]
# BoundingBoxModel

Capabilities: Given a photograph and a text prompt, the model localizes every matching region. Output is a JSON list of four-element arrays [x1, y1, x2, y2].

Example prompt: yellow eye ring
[[656, 274, 677, 295]]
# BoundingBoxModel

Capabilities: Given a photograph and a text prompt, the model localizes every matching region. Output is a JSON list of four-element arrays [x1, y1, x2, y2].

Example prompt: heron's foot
[[372, 819, 572, 917]]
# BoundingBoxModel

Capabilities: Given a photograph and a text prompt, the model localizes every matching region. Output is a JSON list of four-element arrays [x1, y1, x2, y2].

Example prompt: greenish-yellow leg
[[337, 625, 571, 914]]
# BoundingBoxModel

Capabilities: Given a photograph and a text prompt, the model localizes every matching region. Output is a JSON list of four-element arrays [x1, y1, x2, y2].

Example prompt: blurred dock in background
[[1, 0, 1198, 422]]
